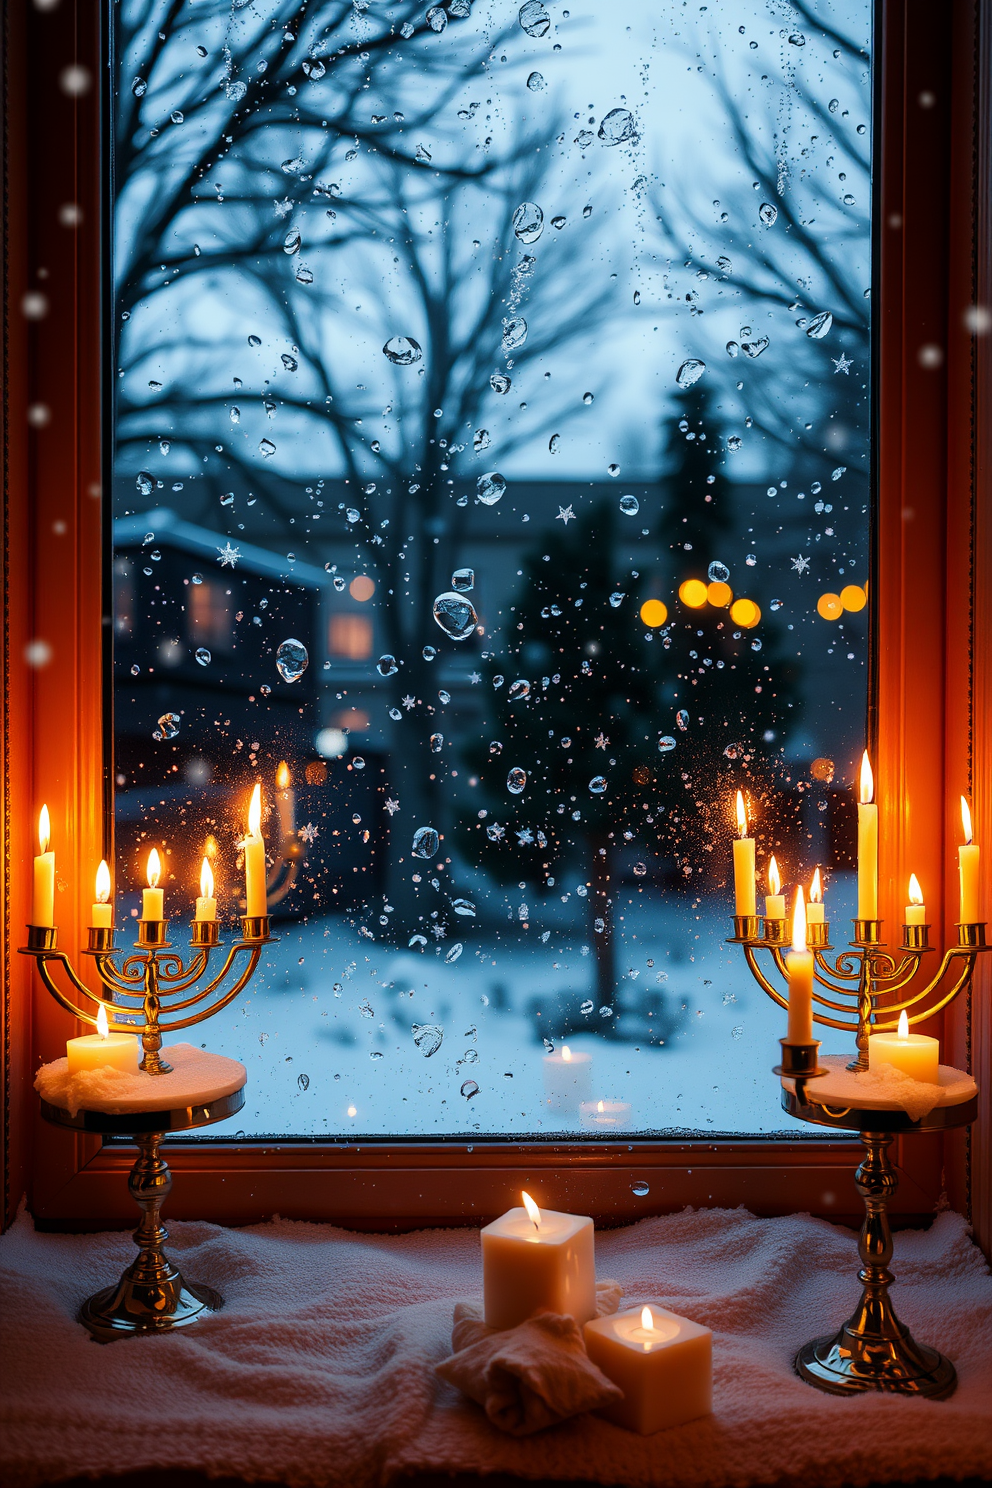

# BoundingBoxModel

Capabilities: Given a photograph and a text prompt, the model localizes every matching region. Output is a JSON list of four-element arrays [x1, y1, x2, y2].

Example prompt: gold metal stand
[[781, 1085, 977, 1397], [40, 1085, 244, 1341]]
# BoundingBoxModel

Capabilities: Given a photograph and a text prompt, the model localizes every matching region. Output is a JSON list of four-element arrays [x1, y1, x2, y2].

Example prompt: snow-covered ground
[[184, 873, 860, 1140]]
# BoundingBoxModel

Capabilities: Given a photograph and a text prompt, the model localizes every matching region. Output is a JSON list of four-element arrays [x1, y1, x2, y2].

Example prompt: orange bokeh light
[[678, 578, 708, 608], [817, 592, 844, 620], [730, 597, 760, 628], [707, 580, 732, 607], [349, 575, 375, 602], [840, 584, 866, 612], [639, 598, 668, 627]]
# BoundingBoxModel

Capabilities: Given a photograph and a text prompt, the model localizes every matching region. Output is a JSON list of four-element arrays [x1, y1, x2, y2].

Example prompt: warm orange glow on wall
[[706, 581, 732, 607], [639, 598, 668, 627], [817, 592, 844, 620], [729, 598, 761, 628], [678, 579, 708, 608], [840, 584, 867, 612]]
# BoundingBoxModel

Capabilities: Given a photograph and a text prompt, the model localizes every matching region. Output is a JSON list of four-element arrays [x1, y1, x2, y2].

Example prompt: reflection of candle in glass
[[142, 849, 164, 921], [275, 760, 295, 841], [33, 805, 55, 927], [786, 888, 814, 1044], [959, 797, 980, 923], [195, 857, 217, 922], [91, 860, 113, 929], [857, 751, 878, 920], [543, 1043, 593, 1112], [66, 1002, 140, 1075], [245, 784, 267, 917], [905, 874, 925, 926], [579, 1098, 633, 1130], [732, 791, 756, 915], [806, 867, 824, 924], [765, 856, 785, 920]]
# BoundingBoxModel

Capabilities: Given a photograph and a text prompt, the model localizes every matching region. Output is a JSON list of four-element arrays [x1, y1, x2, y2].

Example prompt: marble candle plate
[[782, 1053, 977, 1122], [35, 1042, 246, 1117]]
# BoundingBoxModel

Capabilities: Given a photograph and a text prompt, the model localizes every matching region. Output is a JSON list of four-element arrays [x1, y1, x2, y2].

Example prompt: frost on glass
[[112, 1, 871, 1138]]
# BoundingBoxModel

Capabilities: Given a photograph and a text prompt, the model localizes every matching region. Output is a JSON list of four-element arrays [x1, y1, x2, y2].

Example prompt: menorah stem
[[848, 960, 873, 1071], [78, 1132, 223, 1342], [140, 955, 172, 1074]]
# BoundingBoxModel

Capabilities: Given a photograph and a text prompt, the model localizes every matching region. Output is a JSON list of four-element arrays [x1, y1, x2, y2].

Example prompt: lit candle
[[807, 867, 825, 924], [244, 783, 267, 918], [91, 860, 113, 929], [481, 1190, 597, 1331], [765, 855, 785, 921], [275, 761, 295, 842], [542, 1043, 593, 1112], [857, 750, 878, 920], [583, 1304, 712, 1435], [786, 888, 814, 1044], [142, 849, 164, 921], [195, 857, 216, 922], [905, 873, 925, 926], [66, 1003, 140, 1076], [732, 791, 756, 916], [33, 805, 55, 927], [959, 797, 980, 923], [869, 1008, 939, 1084]]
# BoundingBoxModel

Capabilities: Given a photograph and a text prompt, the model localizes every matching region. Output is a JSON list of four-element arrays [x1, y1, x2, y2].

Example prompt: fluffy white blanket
[[1, 1205, 989, 1487]]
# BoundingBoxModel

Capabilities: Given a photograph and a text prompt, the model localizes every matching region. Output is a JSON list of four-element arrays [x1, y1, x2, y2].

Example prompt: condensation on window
[[111, 0, 872, 1139]]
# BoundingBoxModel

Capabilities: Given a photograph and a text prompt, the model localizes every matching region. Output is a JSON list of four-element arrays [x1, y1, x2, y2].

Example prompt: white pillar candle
[[857, 750, 878, 920], [91, 859, 113, 929], [765, 855, 785, 920], [959, 797, 980, 922], [732, 791, 756, 915], [33, 805, 55, 927], [542, 1045, 592, 1112], [245, 783, 267, 917], [869, 1009, 939, 1083], [786, 888, 814, 1044], [66, 1004, 140, 1075], [481, 1192, 597, 1331], [142, 848, 164, 921], [584, 1304, 712, 1435], [905, 873, 925, 925], [195, 856, 217, 922], [806, 867, 825, 923]]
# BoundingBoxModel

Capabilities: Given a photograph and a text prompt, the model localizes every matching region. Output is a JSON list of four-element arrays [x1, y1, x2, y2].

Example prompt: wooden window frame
[[2, 1, 989, 1245]]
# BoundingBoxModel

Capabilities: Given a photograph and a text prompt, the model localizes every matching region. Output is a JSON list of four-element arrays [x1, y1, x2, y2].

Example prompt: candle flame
[[96, 1004, 109, 1039], [95, 860, 111, 903], [735, 790, 747, 838], [561, 1045, 572, 1063], [768, 856, 781, 897], [521, 1190, 541, 1229], [908, 873, 923, 906], [200, 857, 214, 900], [248, 783, 262, 838], [961, 795, 973, 845], [898, 1009, 910, 1040], [810, 867, 822, 903], [38, 805, 51, 856], [791, 886, 807, 953], [204, 834, 219, 861], [597, 1100, 605, 1113], [641, 1306, 654, 1332], [276, 760, 291, 791], [147, 848, 161, 889], [859, 750, 874, 805]]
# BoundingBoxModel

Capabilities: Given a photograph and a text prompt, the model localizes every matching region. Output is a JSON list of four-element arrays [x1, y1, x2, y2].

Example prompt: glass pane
[[111, 0, 872, 1138]]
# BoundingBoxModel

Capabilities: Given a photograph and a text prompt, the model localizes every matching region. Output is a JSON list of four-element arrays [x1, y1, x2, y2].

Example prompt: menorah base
[[795, 1322, 955, 1398], [80, 1269, 223, 1342]]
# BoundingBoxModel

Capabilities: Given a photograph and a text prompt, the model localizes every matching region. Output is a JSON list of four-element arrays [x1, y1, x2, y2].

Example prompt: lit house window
[[328, 613, 374, 660], [187, 581, 234, 654]]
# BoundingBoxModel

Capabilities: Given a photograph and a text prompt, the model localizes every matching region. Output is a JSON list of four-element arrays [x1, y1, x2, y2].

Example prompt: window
[[110, 0, 874, 1140]]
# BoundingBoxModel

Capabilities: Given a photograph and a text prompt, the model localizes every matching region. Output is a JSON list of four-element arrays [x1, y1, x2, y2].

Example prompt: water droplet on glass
[[632, 1180, 650, 1197], [155, 712, 180, 741], [609, 592, 625, 607], [413, 1023, 443, 1056], [619, 494, 639, 516], [195, 647, 211, 667], [476, 471, 506, 506], [608, 463, 620, 477], [451, 568, 474, 592], [248, 334, 261, 347], [352, 756, 366, 770], [508, 679, 530, 701], [727, 435, 742, 451], [281, 353, 298, 372], [131, 76, 147, 97], [136, 471, 153, 496], [382, 335, 422, 366], [490, 372, 511, 394], [297, 1073, 310, 1092], [512, 201, 544, 244], [717, 255, 733, 273], [549, 433, 561, 454], [502, 316, 528, 350], [551, 214, 567, 229], [507, 767, 527, 794], [741, 337, 770, 359], [283, 227, 301, 255], [806, 310, 833, 340], [281, 156, 304, 175], [412, 826, 440, 859], [433, 591, 478, 640], [527, 71, 545, 91], [658, 735, 676, 752], [276, 638, 309, 682], [258, 438, 276, 457], [430, 733, 444, 753], [422, 645, 436, 661], [676, 709, 691, 732], [582, 391, 594, 404], [130, 663, 140, 676], [389, 707, 402, 721], [598, 107, 637, 146], [377, 654, 398, 677], [788, 31, 806, 45], [489, 740, 503, 754], [400, 20, 416, 37], [707, 561, 730, 583], [473, 428, 491, 451], [438, 690, 451, 705], [460, 1079, 479, 1099], [452, 898, 476, 917], [426, 4, 447, 30], [589, 775, 607, 794], [676, 358, 706, 388], [445, 944, 464, 964], [759, 202, 778, 225], [518, 1, 550, 38], [225, 81, 247, 102], [346, 508, 360, 524]]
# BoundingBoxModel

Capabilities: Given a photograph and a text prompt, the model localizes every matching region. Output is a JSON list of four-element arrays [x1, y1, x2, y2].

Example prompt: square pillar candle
[[584, 1304, 712, 1435], [482, 1192, 596, 1330]]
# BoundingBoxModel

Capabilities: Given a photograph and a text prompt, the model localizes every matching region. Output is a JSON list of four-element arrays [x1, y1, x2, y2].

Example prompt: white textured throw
[[34, 1043, 246, 1117], [1, 1205, 990, 1488]]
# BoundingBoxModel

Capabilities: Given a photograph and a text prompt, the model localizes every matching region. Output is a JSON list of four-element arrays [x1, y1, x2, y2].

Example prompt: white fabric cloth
[[34, 1043, 246, 1116], [783, 1054, 977, 1122], [1, 1205, 990, 1488]]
